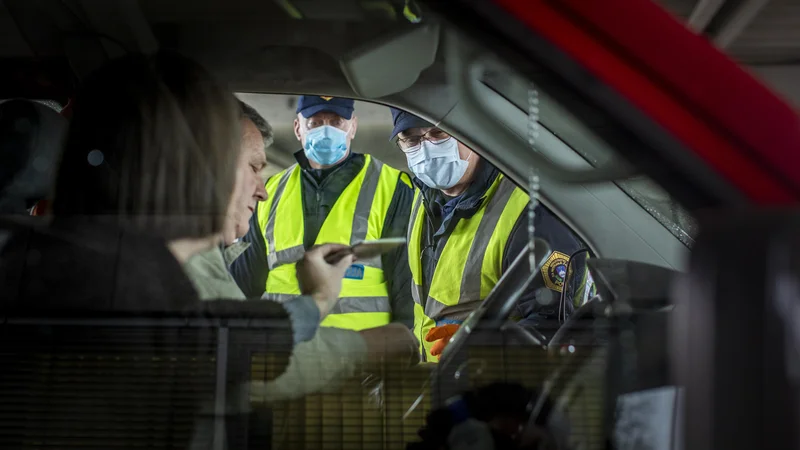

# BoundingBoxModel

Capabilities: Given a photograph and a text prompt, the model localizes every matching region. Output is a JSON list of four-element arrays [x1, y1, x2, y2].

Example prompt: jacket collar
[[294, 149, 358, 171], [222, 240, 251, 267], [183, 240, 250, 285], [293, 150, 362, 185]]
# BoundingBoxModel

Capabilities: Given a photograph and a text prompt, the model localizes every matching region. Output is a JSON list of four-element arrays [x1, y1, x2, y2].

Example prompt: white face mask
[[406, 138, 470, 190]]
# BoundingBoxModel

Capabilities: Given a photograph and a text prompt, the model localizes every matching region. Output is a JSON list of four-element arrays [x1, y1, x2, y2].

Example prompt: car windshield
[[482, 74, 697, 247]]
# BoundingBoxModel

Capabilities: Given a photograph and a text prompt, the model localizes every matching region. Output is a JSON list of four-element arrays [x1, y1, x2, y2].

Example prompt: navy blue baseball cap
[[296, 95, 355, 119], [389, 107, 435, 140]]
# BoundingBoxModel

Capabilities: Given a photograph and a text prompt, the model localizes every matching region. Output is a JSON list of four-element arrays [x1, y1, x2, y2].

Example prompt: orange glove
[[425, 324, 461, 359]]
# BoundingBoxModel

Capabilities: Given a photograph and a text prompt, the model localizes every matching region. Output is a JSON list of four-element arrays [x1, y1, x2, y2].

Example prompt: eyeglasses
[[396, 129, 452, 152]]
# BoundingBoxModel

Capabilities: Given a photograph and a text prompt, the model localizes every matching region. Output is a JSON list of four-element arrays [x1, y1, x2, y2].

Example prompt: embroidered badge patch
[[541, 251, 570, 292], [320, 96, 334, 101]]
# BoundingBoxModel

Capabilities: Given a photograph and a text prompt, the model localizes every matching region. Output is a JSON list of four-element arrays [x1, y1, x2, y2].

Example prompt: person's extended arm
[[249, 323, 417, 403], [279, 295, 321, 344], [230, 211, 269, 298], [296, 242, 355, 317], [381, 177, 415, 329], [508, 205, 584, 337], [266, 243, 355, 345]]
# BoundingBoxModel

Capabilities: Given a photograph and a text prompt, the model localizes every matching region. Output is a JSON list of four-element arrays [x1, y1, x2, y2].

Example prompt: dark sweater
[[0, 217, 317, 345]]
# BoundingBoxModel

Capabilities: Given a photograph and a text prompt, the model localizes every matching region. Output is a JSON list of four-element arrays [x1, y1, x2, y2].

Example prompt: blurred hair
[[0, 99, 67, 214], [238, 100, 273, 151], [52, 52, 241, 241]]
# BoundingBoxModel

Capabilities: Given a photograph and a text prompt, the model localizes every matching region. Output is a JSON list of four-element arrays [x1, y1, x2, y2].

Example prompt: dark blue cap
[[389, 107, 435, 140], [296, 95, 355, 119]]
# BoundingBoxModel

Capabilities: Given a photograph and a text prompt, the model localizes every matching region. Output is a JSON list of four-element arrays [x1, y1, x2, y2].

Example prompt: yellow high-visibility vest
[[408, 175, 529, 361], [258, 154, 408, 331]]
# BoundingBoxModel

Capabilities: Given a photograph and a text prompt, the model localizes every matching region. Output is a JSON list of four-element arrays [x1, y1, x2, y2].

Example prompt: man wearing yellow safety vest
[[389, 108, 589, 362], [231, 96, 414, 331]]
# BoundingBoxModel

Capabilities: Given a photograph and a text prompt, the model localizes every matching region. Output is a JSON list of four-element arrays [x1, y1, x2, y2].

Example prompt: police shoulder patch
[[541, 251, 570, 292]]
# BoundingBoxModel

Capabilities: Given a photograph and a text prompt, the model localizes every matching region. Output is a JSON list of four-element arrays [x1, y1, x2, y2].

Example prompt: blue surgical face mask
[[406, 138, 470, 190], [303, 125, 350, 166]]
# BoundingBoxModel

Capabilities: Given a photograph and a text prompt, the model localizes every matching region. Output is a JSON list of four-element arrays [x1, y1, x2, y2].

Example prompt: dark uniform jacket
[[231, 151, 415, 328], [414, 160, 588, 336]]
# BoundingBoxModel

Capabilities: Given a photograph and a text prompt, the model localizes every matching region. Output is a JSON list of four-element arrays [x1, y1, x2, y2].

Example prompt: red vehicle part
[[493, 0, 800, 204]]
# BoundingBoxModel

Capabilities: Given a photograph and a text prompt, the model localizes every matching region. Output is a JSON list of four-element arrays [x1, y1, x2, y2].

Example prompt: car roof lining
[[339, 22, 440, 98]]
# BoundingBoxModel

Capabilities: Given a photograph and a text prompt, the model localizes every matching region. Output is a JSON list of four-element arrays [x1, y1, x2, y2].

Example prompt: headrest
[[0, 99, 67, 214]]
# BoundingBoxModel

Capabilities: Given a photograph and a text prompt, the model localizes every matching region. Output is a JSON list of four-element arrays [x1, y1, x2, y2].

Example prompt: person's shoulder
[[347, 152, 367, 166], [367, 155, 413, 190], [265, 163, 298, 187], [397, 171, 413, 189], [534, 204, 570, 229], [185, 256, 248, 301], [532, 205, 584, 253], [522, 207, 582, 296], [505, 203, 582, 252], [184, 245, 225, 276]]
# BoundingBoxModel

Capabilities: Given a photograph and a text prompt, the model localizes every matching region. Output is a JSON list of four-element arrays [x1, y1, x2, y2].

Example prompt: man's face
[[398, 126, 480, 193], [293, 111, 358, 151], [224, 118, 268, 245], [397, 127, 473, 160], [397, 127, 450, 150]]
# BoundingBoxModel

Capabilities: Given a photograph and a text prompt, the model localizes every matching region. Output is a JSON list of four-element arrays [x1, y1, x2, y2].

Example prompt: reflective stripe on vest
[[257, 154, 401, 331], [408, 175, 529, 360]]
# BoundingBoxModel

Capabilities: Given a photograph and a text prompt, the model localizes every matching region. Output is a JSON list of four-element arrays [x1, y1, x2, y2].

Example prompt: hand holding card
[[324, 238, 407, 264], [296, 243, 355, 318]]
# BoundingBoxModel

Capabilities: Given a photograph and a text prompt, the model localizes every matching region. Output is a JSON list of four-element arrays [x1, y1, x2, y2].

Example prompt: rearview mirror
[[339, 23, 440, 98], [559, 249, 594, 322], [566, 249, 594, 303], [587, 258, 675, 312]]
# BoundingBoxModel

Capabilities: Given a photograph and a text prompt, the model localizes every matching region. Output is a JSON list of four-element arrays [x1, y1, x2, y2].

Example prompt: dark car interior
[[1, 0, 799, 449]]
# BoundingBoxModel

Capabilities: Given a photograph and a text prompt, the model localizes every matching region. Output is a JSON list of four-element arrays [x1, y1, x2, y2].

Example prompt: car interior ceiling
[[1, 0, 693, 273], [0, 1, 743, 448]]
